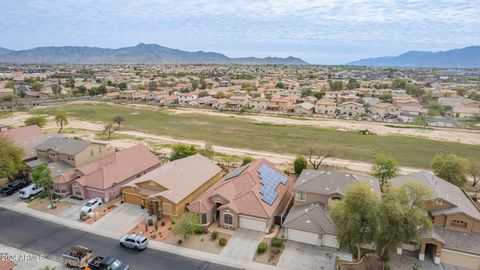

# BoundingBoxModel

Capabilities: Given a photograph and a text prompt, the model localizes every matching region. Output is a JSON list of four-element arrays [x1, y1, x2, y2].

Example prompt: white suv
[[80, 198, 103, 214], [119, 234, 148, 250]]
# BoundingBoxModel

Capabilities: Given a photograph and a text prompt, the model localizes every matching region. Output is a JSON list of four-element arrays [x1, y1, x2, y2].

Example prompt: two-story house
[[370, 102, 400, 118], [392, 172, 480, 269], [337, 101, 364, 117], [283, 170, 380, 249], [26, 137, 109, 195], [314, 98, 337, 115]]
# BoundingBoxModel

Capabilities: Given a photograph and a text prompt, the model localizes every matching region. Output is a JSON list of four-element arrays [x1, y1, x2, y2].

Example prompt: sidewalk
[[0, 243, 67, 270], [0, 198, 279, 270]]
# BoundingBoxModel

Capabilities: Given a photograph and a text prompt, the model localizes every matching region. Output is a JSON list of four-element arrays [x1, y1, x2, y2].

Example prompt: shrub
[[218, 237, 228, 246], [271, 237, 284, 248], [79, 212, 89, 221], [147, 219, 154, 226], [257, 242, 268, 254], [210, 231, 219, 240], [178, 239, 183, 245], [70, 195, 83, 200], [194, 225, 204, 235]]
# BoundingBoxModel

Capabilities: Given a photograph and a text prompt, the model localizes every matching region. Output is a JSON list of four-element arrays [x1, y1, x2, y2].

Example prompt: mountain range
[[0, 43, 308, 65], [348, 46, 480, 68]]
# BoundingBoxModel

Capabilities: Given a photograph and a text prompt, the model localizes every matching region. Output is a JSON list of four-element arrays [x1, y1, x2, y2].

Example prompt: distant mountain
[[0, 43, 308, 65], [347, 46, 480, 68], [0, 47, 13, 56]]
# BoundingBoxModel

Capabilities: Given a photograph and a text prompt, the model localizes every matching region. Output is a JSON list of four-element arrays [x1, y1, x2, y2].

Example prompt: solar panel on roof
[[257, 164, 288, 206], [223, 165, 248, 181]]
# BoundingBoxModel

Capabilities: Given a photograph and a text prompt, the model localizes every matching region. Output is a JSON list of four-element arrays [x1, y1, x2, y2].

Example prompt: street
[[0, 208, 241, 270]]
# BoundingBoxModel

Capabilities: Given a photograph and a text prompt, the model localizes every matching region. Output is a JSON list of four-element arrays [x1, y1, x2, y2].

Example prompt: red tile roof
[[0, 125, 42, 141]]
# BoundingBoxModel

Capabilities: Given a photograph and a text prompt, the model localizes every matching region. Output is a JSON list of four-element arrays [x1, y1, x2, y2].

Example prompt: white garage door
[[239, 215, 267, 232], [441, 249, 480, 270], [287, 229, 319, 246], [321, 234, 339, 249]]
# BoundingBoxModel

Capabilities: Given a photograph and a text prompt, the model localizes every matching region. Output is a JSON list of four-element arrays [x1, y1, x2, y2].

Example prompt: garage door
[[321, 234, 339, 249], [287, 228, 319, 246], [123, 192, 143, 205], [239, 215, 267, 232], [441, 249, 480, 269]]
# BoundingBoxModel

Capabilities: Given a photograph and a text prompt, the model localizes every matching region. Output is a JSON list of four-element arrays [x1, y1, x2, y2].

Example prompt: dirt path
[[170, 108, 480, 145], [0, 112, 422, 174]]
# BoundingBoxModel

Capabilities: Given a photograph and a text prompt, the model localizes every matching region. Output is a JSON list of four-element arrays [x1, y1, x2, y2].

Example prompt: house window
[[295, 192, 306, 202], [67, 155, 75, 161], [224, 213, 233, 225], [450, 219, 467, 228], [435, 199, 442, 205], [201, 213, 208, 225], [163, 203, 172, 215]]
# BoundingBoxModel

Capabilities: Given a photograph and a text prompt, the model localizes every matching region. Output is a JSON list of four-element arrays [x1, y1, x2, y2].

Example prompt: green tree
[[54, 113, 68, 133], [432, 154, 468, 187], [199, 143, 215, 160], [371, 154, 399, 190], [5, 81, 14, 89], [346, 78, 361, 90], [301, 88, 312, 97], [148, 81, 158, 91], [275, 81, 285, 89], [468, 160, 480, 186], [102, 121, 116, 139], [51, 84, 62, 95], [0, 138, 25, 178], [375, 181, 432, 256], [31, 81, 43, 91], [293, 156, 308, 176], [112, 114, 125, 128], [313, 92, 324, 99], [31, 163, 55, 207], [198, 90, 209, 98], [170, 144, 198, 161], [329, 80, 343, 91], [379, 93, 393, 102], [392, 78, 407, 90], [172, 212, 201, 239], [24, 116, 47, 127], [329, 182, 380, 260], [242, 156, 254, 165], [118, 82, 128, 91]]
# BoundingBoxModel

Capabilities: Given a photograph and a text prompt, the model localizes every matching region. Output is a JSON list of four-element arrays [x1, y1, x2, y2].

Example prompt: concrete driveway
[[278, 241, 341, 270], [91, 203, 147, 233], [57, 198, 86, 220], [220, 229, 264, 261]]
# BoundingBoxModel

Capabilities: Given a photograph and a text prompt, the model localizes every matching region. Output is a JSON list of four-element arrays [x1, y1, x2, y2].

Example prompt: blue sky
[[1, 0, 479, 64]]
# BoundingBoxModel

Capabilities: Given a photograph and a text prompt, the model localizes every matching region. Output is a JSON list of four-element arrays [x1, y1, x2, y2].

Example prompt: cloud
[[0, 0, 479, 63]]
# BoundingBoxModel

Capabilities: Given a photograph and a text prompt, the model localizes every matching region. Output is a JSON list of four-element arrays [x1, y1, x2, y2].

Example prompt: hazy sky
[[1, 0, 479, 64]]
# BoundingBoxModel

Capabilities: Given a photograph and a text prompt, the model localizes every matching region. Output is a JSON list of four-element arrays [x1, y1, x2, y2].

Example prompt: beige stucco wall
[[441, 249, 480, 270]]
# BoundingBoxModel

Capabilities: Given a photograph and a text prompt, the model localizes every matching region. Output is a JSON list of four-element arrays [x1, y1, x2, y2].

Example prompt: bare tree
[[103, 121, 117, 139], [468, 160, 480, 186], [308, 147, 335, 170]]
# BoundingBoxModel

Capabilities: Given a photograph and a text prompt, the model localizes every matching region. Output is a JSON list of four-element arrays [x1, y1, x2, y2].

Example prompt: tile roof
[[283, 202, 336, 235], [12, 134, 62, 160], [74, 144, 160, 190], [391, 171, 480, 221], [0, 125, 42, 141], [36, 137, 93, 155], [188, 159, 294, 219], [125, 154, 221, 204], [429, 225, 480, 255], [295, 170, 381, 197]]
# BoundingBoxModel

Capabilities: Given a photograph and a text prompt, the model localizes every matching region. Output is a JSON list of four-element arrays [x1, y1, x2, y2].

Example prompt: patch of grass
[[384, 124, 434, 130], [0, 110, 13, 119], [35, 103, 480, 168]]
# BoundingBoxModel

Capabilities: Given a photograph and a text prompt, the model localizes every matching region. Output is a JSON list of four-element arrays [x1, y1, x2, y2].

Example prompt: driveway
[[220, 229, 264, 261], [57, 198, 86, 220], [91, 203, 147, 233], [278, 241, 344, 270]]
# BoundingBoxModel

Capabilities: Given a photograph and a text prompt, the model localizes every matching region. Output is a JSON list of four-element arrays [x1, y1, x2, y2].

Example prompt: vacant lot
[[35, 103, 480, 168]]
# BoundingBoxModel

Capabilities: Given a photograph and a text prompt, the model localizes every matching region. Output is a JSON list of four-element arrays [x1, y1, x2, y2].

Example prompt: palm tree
[[54, 113, 68, 133]]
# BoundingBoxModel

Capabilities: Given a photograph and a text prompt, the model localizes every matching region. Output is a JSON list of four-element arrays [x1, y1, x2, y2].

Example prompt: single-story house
[[121, 154, 222, 217], [188, 159, 294, 233]]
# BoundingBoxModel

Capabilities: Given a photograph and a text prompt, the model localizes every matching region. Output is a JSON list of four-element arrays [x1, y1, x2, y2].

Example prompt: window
[[67, 155, 75, 161], [450, 219, 467, 228], [435, 199, 442, 205], [224, 213, 233, 225], [201, 213, 208, 225], [163, 203, 172, 215], [295, 192, 306, 202]]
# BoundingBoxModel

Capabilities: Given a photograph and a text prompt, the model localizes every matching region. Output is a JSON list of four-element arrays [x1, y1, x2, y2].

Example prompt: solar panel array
[[223, 165, 248, 181], [257, 164, 288, 205]]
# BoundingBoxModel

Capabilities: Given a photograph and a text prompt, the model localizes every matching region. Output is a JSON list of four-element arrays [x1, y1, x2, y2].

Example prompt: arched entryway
[[419, 240, 442, 264]]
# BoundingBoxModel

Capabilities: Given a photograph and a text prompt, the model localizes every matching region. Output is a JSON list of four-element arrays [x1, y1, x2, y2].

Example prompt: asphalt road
[[0, 208, 241, 270]]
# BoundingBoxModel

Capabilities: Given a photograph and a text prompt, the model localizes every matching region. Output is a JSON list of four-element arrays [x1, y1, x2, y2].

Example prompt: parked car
[[86, 256, 129, 270], [119, 234, 148, 250], [81, 198, 103, 213], [18, 184, 44, 199], [0, 179, 30, 197]]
